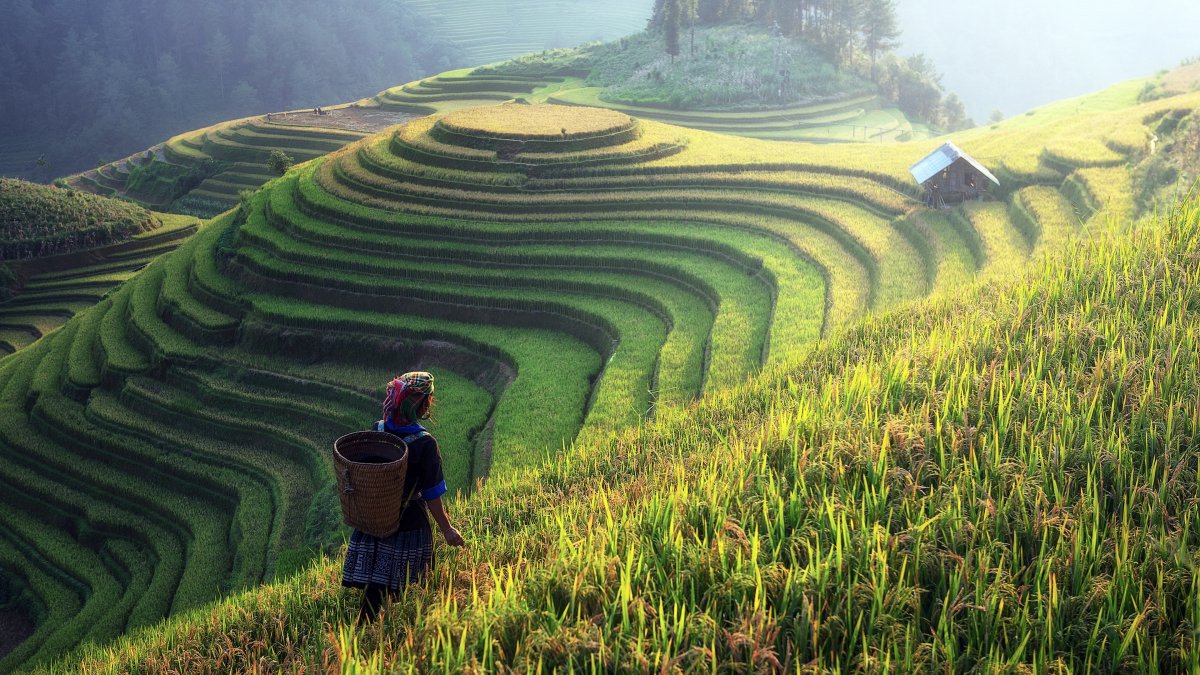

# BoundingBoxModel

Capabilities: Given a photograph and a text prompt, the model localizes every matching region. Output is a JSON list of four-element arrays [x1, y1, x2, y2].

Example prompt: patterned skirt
[[341, 526, 434, 591]]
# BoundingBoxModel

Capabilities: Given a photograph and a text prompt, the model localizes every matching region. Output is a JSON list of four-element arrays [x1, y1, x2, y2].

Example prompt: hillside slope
[[46, 183, 1200, 674], [2, 80, 1196, 671], [0, 181, 200, 354]]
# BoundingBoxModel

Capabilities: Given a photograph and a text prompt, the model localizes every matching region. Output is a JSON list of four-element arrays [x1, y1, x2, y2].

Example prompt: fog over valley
[[897, 0, 1200, 120]]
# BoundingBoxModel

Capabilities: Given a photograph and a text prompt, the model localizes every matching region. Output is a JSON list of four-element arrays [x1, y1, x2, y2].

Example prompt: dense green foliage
[[0, 179, 158, 260], [0, 0, 456, 179], [480, 17, 968, 129], [586, 25, 872, 109]]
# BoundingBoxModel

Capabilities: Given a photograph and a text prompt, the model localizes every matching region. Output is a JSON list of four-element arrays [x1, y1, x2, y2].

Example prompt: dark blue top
[[374, 420, 447, 531]]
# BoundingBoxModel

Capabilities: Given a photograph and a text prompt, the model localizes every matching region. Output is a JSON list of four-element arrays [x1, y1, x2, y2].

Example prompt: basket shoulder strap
[[402, 431, 429, 445]]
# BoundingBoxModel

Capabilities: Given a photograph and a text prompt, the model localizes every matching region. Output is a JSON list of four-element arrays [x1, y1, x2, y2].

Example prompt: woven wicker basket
[[333, 431, 410, 537]]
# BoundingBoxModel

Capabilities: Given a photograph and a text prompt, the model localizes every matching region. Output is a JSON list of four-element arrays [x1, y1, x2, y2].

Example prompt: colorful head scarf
[[382, 371, 435, 425]]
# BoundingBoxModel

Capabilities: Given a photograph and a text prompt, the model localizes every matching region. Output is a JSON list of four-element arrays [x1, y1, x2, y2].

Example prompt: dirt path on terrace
[[0, 607, 34, 660], [265, 106, 418, 133]]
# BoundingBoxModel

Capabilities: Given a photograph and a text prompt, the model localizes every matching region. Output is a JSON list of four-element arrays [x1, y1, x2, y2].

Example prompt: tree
[[683, 0, 698, 57], [860, 0, 901, 82], [206, 29, 232, 99], [988, 109, 1005, 125], [229, 81, 261, 114], [664, 0, 682, 62], [819, 0, 863, 70], [942, 93, 974, 131], [267, 149, 294, 176]]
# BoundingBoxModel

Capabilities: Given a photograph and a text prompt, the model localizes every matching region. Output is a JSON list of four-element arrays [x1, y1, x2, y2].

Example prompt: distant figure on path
[[341, 371, 465, 623]]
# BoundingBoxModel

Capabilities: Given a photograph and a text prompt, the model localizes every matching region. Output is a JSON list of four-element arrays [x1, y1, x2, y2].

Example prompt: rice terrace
[[1, 0, 1199, 672]]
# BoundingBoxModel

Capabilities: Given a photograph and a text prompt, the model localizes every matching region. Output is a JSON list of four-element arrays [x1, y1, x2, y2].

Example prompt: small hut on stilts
[[910, 141, 999, 209]]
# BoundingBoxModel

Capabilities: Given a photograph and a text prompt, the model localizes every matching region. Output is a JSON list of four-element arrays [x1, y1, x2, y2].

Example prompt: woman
[[341, 371, 465, 623]]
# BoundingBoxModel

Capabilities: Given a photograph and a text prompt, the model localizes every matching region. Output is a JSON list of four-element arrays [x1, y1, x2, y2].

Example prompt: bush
[[267, 150, 295, 176]]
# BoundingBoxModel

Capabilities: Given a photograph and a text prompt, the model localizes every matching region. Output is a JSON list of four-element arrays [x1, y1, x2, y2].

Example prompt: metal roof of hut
[[909, 142, 999, 186]]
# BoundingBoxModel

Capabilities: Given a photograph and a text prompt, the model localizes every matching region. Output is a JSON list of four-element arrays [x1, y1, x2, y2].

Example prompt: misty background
[[896, 0, 1200, 121], [1, 0, 1197, 179]]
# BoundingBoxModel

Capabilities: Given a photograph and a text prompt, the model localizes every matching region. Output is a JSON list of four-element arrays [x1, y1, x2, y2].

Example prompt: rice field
[[0, 77, 1190, 672], [38, 169, 1200, 675]]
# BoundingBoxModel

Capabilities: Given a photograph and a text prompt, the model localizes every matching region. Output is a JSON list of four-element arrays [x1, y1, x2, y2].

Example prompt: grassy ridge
[[47, 192, 1200, 674], [0, 179, 159, 260]]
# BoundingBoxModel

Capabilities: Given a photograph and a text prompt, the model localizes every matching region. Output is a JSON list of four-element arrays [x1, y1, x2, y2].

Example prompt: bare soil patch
[[0, 607, 33, 660], [265, 106, 418, 133]]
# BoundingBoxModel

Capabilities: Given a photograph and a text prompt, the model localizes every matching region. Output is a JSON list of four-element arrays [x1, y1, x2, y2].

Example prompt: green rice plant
[[1013, 185, 1080, 257], [299, 160, 858, 337], [225, 128, 351, 154], [0, 439, 178, 638], [231, 242, 670, 431], [28, 321, 74, 399], [391, 117, 687, 172], [911, 210, 977, 295], [526, 169, 913, 217], [243, 210, 725, 402], [356, 139, 526, 187], [243, 294, 600, 474], [156, 237, 238, 343], [0, 528, 84, 671], [97, 286, 151, 379], [326, 154, 912, 313], [0, 500, 125, 666], [125, 259, 208, 366], [954, 201, 1031, 279], [1069, 166, 1136, 227], [29, 393, 241, 614], [275, 168, 825, 365]]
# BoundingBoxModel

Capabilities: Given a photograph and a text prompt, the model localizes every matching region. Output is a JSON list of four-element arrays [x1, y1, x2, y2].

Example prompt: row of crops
[[0, 82, 1192, 670], [376, 71, 930, 142], [64, 115, 376, 218], [0, 214, 198, 355], [59, 65, 934, 218]]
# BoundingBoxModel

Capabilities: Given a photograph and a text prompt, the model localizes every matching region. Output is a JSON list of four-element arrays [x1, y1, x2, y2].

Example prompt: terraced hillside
[[64, 109, 413, 218], [404, 0, 651, 66], [0, 215, 198, 355], [0, 180, 201, 355], [0, 87, 1192, 671], [547, 89, 917, 141], [376, 70, 929, 143], [62, 63, 927, 219]]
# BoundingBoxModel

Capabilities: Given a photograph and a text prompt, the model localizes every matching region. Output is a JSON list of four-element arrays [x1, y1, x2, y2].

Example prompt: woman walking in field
[[341, 371, 465, 623]]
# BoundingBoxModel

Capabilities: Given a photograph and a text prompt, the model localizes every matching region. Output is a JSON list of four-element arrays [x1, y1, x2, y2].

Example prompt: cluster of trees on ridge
[[649, 0, 972, 129], [0, 0, 458, 181]]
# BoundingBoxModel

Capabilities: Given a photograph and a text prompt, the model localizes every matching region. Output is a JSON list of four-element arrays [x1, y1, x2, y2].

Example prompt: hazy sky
[[895, 0, 1200, 121]]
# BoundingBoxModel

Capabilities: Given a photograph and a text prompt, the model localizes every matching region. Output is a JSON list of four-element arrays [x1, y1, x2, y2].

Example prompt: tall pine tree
[[664, 0, 682, 62], [861, 0, 901, 82]]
